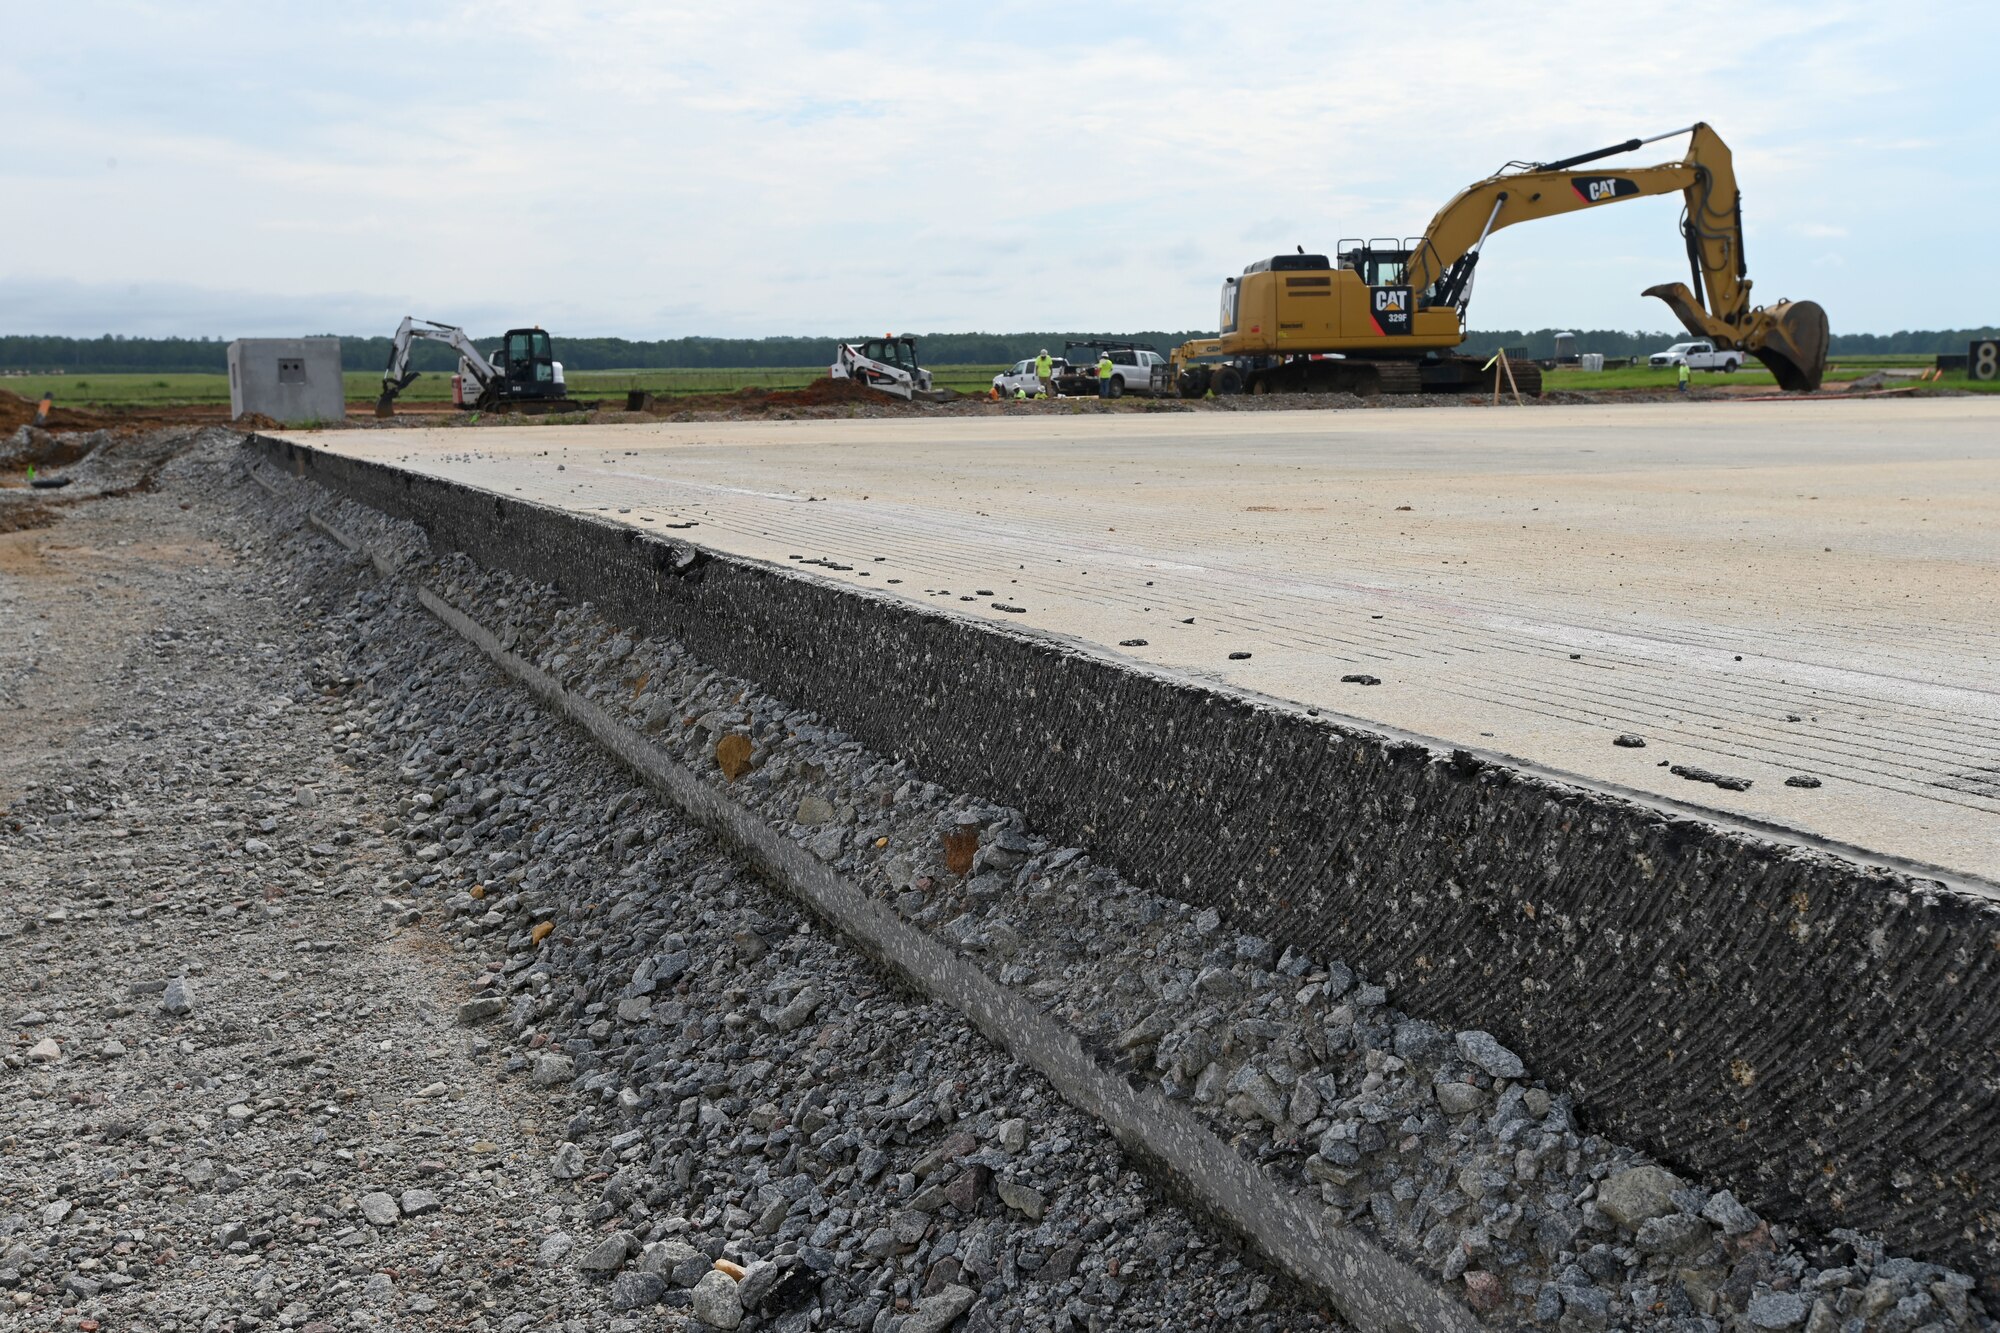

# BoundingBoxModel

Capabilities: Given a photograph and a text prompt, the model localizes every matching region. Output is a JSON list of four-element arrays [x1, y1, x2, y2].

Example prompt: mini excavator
[[1169, 124, 1829, 398], [375, 317, 585, 417]]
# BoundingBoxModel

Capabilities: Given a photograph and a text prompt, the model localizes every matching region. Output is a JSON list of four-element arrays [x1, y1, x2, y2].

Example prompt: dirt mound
[[776, 376, 886, 407], [0, 389, 117, 432], [0, 389, 229, 434], [644, 376, 900, 416]]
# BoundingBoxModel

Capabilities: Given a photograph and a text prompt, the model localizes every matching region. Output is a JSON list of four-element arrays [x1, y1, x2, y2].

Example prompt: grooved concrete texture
[[251, 411, 2000, 1273], [282, 399, 2000, 881]]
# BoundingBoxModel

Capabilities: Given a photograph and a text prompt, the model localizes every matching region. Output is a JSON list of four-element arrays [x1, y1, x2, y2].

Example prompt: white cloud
[[6, 1, 1997, 338]]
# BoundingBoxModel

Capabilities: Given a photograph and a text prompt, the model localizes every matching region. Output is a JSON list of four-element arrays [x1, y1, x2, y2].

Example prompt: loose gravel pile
[[2, 433, 629, 1331], [244, 436, 1995, 1333], [2, 429, 1336, 1332]]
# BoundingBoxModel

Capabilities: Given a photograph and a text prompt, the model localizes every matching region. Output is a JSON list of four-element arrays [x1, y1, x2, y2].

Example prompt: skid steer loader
[[830, 336, 950, 402]]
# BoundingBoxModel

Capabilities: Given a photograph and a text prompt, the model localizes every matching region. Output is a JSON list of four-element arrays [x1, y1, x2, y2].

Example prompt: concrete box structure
[[227, 338, 345, 424]]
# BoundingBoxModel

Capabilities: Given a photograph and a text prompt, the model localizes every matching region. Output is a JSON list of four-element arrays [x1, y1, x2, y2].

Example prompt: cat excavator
[[1170, 123, 1828, 398]]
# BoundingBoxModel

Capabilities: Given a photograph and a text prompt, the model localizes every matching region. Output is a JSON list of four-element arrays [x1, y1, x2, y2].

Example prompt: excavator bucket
[[1644, 284, 1829, 394], [1749, 299, 1829, 394], [374, 370, 421, 418]]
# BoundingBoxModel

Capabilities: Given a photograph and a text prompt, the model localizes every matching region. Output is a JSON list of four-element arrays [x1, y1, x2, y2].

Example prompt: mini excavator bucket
[[1748, 299, 1830, 394], [375, 370, 421, 418]]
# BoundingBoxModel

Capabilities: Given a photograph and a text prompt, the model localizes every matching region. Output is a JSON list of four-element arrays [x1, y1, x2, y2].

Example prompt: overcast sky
[[8, 2, 1996, 340]]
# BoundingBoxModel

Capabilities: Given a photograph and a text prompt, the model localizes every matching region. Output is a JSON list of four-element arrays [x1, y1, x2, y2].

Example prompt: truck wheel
[[1722, 361, 1737, 373], [1214, 366, 1244, 395], [1177, 369, 1209, 398], [1108, 378, 1124, 399]]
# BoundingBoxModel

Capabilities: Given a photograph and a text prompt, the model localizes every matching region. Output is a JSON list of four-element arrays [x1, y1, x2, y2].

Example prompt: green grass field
[[1541, 353, 2000, 393], [5, 355, 1992, 407], [0, 365, 1011, 409]]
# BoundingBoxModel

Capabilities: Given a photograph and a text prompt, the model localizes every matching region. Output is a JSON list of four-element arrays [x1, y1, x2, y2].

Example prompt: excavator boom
[[377, 317, 499, 417], [1407, 123, 1827, 391]]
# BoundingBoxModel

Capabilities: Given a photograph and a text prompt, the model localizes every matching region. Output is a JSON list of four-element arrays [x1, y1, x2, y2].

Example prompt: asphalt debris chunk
[[1669, 764, 1753, 792]]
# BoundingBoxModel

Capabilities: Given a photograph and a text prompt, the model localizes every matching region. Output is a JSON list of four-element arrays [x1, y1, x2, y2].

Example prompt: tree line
[[1458, 327, 2000, 360], [3, 326, 1994, 373]]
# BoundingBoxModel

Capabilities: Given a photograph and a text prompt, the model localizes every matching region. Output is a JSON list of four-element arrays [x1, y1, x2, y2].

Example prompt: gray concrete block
[[228, 338, 344, 425]]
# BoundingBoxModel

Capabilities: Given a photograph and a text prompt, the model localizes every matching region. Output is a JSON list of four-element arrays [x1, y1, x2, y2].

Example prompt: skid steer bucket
[[1748, 299, 1829, 394]]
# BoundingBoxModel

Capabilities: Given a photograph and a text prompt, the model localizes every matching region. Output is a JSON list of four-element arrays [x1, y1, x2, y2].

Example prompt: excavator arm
[[1405, 123, 1827, 391], [376, 317, 500, 416]]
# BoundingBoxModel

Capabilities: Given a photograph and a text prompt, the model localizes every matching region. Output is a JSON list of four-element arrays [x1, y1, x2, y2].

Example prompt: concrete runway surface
[[285, 397, 2000, 881]]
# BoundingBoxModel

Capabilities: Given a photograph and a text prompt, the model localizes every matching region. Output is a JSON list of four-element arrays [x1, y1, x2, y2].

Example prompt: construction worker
[[1676, 361, 1691, 395], [33, 393, 53, 427], [1097, 352, 1115, 400], [1035, 349, 1053, 399]]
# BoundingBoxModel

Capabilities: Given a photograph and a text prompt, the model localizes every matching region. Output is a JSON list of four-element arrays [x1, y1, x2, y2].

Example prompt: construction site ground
[[6, 375, 1984, 439], [1, 433, 1337, 1333], [7, 419, 1996, 1331], [278, 396, 2000, 885]]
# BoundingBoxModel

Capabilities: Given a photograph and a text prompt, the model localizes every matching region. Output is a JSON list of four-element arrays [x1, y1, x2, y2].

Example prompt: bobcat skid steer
[[830, 336, 949, 401]]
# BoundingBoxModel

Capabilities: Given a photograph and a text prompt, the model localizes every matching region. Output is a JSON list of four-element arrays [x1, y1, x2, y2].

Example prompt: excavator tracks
[[1370, 361, 1424, 395], [1238, 358, 1427, 396], [1200, 355, 1541, 399]]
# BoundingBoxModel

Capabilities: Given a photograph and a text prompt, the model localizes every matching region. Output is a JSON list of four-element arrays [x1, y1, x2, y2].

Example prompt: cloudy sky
[[8, 2, 1995, 340]]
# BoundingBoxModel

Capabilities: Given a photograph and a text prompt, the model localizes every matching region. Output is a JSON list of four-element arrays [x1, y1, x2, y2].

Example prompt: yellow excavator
[[1169, 124, 1828, 398]]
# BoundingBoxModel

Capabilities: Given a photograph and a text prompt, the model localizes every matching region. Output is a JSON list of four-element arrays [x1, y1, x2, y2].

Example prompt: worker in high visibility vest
[[1677, 361, 1691, 394], [1097, 353, 1115, 399], [1035, 349, 1053, 399], [33, 393, 53, 427]]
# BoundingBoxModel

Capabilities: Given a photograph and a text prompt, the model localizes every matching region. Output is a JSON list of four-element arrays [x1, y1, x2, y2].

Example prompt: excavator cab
[[494, 328, 565, 401], [1336, 239, 1415, 288]]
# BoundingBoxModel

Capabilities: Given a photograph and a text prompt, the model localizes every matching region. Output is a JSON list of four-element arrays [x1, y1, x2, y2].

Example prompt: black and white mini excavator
[[376, 317, 585, 417]]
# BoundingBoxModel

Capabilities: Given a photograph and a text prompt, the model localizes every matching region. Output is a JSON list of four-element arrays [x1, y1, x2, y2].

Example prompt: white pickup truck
[[1648, 340, 1745, 372], [1054, 343, 1172, 397], [992, 356, 1069, 397]]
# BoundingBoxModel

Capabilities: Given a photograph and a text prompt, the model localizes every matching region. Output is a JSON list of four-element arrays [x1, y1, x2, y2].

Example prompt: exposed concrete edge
[[242, 436, 2000, 1271], [249, 437, 1990, 898], [287, 491, 1479, 1333]]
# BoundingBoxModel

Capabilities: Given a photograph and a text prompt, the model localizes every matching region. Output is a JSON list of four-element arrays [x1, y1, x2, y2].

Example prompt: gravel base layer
[[234, 436, 1996, 1333], [2, 431, 1338, 1333]]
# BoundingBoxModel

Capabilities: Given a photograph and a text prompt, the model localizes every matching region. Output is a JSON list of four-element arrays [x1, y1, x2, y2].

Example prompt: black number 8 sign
[[1972, 340, 2000, 382]]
